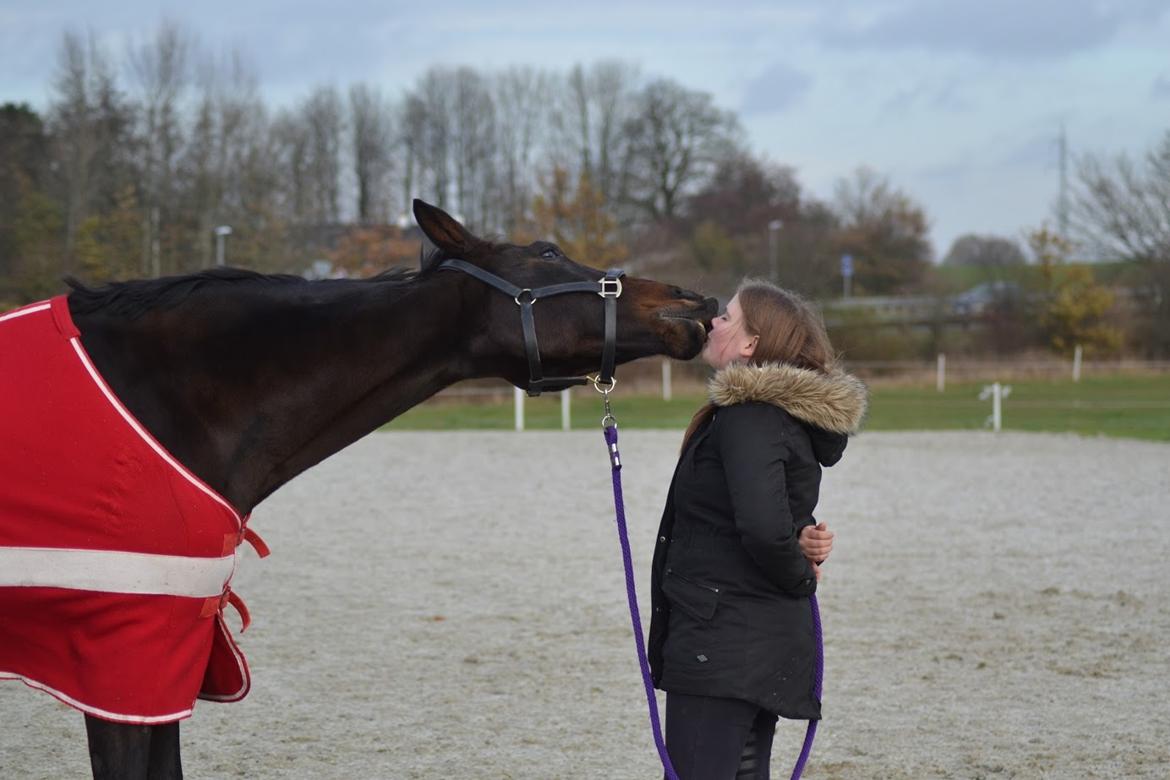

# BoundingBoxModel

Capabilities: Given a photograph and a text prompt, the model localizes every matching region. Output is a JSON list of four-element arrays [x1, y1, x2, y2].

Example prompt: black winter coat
[[648, 362, 868, 720]]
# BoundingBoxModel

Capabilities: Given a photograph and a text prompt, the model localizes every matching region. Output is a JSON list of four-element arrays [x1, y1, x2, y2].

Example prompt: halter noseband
[[438, 258, 626, 397]]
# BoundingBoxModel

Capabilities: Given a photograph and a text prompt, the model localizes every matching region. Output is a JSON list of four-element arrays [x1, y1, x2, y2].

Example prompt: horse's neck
[[78, 275, 473, 513]]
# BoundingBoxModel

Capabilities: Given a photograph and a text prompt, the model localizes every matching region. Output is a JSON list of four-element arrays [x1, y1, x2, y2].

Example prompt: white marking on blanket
[[0, 302, 51, 324], [0, 672, 193, 723]]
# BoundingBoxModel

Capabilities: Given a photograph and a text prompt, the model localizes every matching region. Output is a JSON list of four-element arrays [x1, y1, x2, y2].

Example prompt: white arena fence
[[416, 355, 1170, 431]]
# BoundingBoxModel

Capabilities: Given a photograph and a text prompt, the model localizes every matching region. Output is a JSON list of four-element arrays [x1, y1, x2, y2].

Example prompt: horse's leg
[[85, 715, 151, 779], [147, 722, 183, 780], [83, 716, 183, 780]]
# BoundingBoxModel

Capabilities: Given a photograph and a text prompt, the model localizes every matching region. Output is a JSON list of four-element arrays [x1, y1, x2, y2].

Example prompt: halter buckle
[[598, 277, 623, 298], [514, 289, 536, 306]]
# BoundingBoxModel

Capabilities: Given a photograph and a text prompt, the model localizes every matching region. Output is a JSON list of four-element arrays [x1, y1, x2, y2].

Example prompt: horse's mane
[[65, 259, 451, 320]]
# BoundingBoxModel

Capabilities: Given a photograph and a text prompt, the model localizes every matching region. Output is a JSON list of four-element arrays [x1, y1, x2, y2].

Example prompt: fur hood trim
[[709, 362, 868, 434]]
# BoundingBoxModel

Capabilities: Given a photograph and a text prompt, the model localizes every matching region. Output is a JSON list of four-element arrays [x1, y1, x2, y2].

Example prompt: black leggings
[[664, 692, 779, 780]]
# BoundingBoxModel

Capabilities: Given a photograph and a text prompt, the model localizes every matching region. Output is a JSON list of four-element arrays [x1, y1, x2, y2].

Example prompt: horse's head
[[414, 200, 717, 390]]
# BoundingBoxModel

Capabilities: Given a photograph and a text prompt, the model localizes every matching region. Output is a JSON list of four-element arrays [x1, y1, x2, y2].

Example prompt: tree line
[[0, 24, 934, 297], [1, 22, 1166, 357]]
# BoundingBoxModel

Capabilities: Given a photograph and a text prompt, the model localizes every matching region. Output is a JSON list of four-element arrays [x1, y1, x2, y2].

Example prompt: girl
[[648, 279, 867, 779]]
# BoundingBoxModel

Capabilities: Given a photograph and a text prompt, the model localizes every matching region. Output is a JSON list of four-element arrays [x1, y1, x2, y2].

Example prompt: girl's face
[[701, 294, 758, 370]]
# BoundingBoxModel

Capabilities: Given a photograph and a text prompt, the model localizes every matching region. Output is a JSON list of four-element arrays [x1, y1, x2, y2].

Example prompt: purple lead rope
[[603, 422, 821, 780], [603, 423, 680, 780], [789, 593, 822, 780]]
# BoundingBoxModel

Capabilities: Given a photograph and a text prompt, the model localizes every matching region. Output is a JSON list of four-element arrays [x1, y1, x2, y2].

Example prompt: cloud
[[740, 62, 813, 116], [823, 0, 1169, 60]]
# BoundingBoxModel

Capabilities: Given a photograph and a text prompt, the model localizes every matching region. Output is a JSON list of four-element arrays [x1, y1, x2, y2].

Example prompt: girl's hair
[[681, 279, 836, 450]]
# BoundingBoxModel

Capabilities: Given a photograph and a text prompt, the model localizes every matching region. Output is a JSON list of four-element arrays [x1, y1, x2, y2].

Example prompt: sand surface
[[2, 430, 1168, 779]]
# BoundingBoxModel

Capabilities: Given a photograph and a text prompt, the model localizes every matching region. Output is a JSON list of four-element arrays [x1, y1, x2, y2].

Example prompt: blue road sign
[[841, 253, 854, 277]]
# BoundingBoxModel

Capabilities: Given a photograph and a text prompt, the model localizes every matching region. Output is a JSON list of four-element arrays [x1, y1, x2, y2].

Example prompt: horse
[[0, 198, 717, 778]]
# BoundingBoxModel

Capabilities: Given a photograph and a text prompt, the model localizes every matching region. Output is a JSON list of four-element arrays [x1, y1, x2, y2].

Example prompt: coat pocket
[[663, 568, 721, 621]]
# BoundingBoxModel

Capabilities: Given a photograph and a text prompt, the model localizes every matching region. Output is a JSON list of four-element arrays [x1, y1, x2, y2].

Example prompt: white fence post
[[1072, 344, 1083, 383], [979, 382, 1012, 432], [992, 383, 1002, 432], [936, 353, 946, 393], [662, 359, 673, 402], [514, 386, 525, 432], [561, 389, 571, 431]]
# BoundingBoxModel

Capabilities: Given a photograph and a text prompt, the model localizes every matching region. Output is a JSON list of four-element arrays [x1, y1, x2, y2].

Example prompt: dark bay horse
[[3, 199, 716, 778]]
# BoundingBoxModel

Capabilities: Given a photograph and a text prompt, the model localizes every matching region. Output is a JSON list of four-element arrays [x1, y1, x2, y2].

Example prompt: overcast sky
[[3, 0, 1169, 258]]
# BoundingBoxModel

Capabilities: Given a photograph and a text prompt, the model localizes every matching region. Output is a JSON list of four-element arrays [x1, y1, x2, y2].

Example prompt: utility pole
[[768, 220, 782, 283]]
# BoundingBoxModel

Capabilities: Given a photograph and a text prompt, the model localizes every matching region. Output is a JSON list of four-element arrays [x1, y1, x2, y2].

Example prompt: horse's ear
[[413, 199, 476, 256]]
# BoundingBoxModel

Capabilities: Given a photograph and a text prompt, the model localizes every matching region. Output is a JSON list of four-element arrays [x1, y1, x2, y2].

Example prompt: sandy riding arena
[[2, 430, 1168, 778]]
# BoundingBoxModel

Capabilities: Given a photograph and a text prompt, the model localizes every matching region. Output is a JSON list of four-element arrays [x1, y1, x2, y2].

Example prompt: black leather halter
[[438, 258, 626, 396]]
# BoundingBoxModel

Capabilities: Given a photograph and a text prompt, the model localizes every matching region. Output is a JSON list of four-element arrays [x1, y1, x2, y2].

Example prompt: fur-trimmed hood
[[709, 362, 868, 466]]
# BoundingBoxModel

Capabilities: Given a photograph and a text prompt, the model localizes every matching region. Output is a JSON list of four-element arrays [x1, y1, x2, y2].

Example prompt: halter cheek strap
[[438, 258, 625, 396]]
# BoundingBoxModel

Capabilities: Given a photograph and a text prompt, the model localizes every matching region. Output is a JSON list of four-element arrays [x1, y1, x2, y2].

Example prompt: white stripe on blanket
[[0, 547, 234, 597]]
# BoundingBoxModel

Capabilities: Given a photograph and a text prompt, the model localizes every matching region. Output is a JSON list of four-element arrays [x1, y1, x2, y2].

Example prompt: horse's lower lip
[[660, 314, 710, 339]]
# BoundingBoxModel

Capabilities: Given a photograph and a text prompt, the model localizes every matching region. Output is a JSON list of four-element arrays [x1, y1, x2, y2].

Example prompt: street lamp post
[[214, 225, 233, 268], [767, 219, 783, 283]]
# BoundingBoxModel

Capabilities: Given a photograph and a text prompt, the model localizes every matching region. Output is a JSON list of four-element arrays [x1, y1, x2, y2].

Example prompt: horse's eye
[[540, 248, 559, 259]]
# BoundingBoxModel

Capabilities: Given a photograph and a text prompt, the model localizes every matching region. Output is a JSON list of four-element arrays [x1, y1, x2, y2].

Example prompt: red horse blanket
[[0, 296, 264, 724]]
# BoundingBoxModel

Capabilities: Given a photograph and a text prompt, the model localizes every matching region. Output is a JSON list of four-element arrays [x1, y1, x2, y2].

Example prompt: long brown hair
[[681, 279, 836, 450]]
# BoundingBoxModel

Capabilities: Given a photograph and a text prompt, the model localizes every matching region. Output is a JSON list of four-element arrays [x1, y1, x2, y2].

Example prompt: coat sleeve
[[716, 403, 816, 597]]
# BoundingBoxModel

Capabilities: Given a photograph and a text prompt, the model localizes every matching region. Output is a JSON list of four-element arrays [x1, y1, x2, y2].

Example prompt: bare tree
[[128, 20, 191, 276], [271, 107, 311, 223], [185, 58, 223, 268], [301, 85, 345, 224], [492, 66, 551, 231], [184, 47, 268, 269], [1071, 133, 1170, 263], [1071, 132, 1170, 354], [549, 61, 639, 208], [451, 67, 497, 230], [619, 78, 741, 223], [397, 93, 425, 220], [400, 69, 454, 211], [48, 30, 132, 269], [349, 83, 395, 224]]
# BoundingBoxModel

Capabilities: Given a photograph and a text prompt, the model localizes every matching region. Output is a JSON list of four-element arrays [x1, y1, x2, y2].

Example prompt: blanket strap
[[237, 513, 271, 558], [242, 528, 270, 558], [199, 587, 252, 633]]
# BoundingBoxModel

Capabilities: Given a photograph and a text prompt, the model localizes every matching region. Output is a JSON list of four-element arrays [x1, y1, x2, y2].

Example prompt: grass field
[[385, 373, 1170, 441]]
